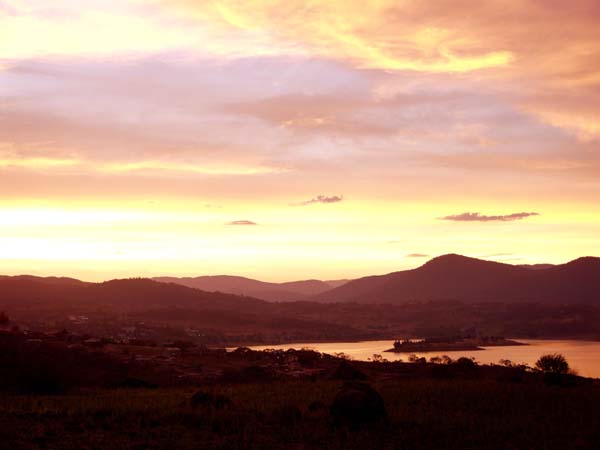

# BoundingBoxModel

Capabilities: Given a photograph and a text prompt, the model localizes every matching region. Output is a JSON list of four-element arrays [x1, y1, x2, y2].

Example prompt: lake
[[247, 339, 600, 378]]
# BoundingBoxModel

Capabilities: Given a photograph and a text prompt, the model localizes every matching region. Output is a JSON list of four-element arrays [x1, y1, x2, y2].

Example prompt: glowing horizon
[[1, 1, 599, 281]]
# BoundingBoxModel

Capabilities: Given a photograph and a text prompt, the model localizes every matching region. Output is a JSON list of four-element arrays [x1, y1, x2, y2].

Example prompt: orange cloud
[[99, 160, 285, 176], [165, 0, 514, 73], [0, 156, 284, 177], [2, 2, 600, 280], [163, 0, 600, 138]]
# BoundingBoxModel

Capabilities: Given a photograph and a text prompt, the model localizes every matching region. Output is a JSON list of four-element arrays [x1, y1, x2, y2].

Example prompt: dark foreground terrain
[[1, 329, 599, 450], [3, 378, 599, 450]]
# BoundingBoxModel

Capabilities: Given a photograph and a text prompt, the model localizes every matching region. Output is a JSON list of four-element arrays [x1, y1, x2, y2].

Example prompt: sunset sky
[[1, 0, 599, 281]]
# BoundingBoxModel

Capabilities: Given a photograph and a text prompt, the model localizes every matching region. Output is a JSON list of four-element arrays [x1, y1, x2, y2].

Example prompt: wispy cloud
[[296, 195, 344, 206], [440, 212, 539, 222], [100, 160, 284, 176], [227, 220, 258, 225], [406, 253, 429, 257], [166, 0, 600, 139]]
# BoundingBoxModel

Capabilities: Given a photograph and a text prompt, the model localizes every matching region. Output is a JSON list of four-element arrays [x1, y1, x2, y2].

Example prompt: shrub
[[330, 382, 386, 425], [535, 353, 570, 374], [332, 360, 368, 380], [455, 357, 477, 371]]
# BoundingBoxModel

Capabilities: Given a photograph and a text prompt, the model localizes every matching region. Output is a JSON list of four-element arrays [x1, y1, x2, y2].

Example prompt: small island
[[385, 335, 527, 353]]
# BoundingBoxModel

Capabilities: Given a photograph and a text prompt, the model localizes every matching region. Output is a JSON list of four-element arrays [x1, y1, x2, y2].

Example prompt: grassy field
[[1, 376, 599, 450], [2, 331, 599, 449]]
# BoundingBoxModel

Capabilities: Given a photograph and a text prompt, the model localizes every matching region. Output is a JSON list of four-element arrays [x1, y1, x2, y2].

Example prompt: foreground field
[[2, 329, 599, 449], [1, 376, 600, 450]]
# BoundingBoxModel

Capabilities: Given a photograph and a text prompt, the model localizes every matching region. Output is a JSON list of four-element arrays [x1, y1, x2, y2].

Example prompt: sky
[[1, 0, 599, 281]]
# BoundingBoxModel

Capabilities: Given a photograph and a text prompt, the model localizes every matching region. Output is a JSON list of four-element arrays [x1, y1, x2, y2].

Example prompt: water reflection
[[247, 339, 600, 378]]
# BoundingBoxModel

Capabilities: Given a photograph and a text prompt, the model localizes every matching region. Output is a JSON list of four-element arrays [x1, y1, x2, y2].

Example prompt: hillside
[[153, 275, 346, 302], [0, 276, 372, 344], [314, 254, 600, 304], [0, 276, 266, 311], [3, 256, 600, 344]]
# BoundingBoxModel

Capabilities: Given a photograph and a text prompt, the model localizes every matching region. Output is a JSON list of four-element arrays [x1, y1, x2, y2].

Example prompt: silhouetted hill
[[2, 270, 600, 342], [0, 275, 86, 286], [0, 276, 267, 311], [152, 275, 347, 302], [0, 276, 373, 343], [314, 254, 600, 304]]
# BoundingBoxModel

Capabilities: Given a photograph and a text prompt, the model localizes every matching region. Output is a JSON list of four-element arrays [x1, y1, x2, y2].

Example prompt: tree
[[0, 311, 9, 326], [535, 353, 570, 374], [371, 353, 387, 363]]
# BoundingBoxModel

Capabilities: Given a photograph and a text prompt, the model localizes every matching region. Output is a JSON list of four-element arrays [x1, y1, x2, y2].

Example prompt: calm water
[[247, 339, 600, 378]]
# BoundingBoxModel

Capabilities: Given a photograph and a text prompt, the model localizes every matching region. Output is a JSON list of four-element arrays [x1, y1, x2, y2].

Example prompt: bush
[[455, 357, 477, 369], [330, 382, 386, 425], [535, 353, 570, 374], [332, 360, 368, 380]]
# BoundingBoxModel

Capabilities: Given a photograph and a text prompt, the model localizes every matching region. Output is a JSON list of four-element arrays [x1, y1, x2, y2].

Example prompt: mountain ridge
[[0, 276, 268, 311], [2, 254, 598, 306], [152, 275, 348, 302], [313, 254, 600, 304]]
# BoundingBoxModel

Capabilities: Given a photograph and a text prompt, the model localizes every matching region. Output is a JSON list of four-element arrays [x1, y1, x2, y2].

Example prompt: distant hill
[[0, 276, 376, 344], [152, 275, 348, 302], [0, 275, 86, 286], [314, 254, 600, 304], [2, 267, 600, 342], [0, 276, 267, 311]]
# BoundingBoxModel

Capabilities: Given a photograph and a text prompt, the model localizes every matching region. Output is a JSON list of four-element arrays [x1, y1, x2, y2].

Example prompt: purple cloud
[[297, 195, 344, 206], [440, 212, 539, 222]]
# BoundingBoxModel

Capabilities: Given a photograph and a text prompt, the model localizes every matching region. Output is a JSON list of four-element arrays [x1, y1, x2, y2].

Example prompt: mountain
[[3, 254, 598, 310], [0, 275, 86, 286], [0, 276, 267, 311], [152, 275, 348, 302], [314, 254, 600, 304], [0, 276, 373, 343]]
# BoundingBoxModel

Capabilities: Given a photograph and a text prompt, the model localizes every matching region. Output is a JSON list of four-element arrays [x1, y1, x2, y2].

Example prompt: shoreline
[[220, 336, 600, 350]]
